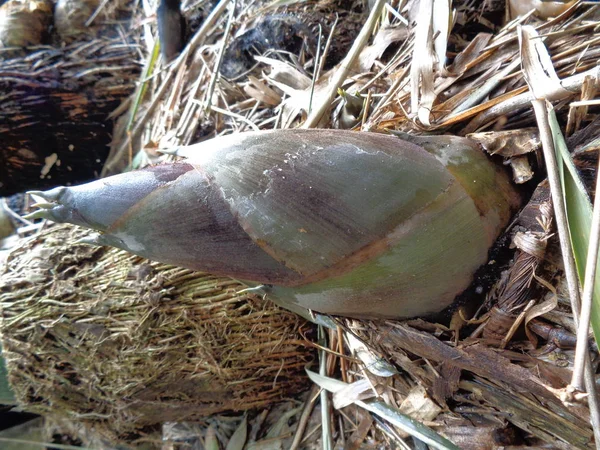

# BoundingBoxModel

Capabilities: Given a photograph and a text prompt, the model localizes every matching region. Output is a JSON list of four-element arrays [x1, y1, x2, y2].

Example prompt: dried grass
[[105, 1, 600, 173]]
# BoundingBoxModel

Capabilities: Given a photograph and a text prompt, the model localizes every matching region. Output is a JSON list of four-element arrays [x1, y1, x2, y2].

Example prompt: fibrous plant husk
[[0, 224, 313, 445], [0, 35, 141, 196]]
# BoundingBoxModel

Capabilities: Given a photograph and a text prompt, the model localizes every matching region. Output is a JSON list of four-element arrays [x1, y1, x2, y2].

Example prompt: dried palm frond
[[379, 2, 599, 134]]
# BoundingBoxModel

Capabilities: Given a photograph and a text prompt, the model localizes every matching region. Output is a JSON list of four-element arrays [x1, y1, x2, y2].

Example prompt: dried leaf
[[244, 76, 282, 106], [525, 287, 558, 346], [359, 26, 409, 72], [509, 0, 577, 20], [247, 407, 301, 450], [399, 385, 442, 423], [518, 25, 569, 100], [258, 56, 329, 127], [509, 155, 535, 184], [332, 378, 374, 409], [266, 407, 302, 439], [205, 424, 220, 450], [446, 33, 492, 75], [345, 411, 373, 450], [266, 74, 334, 128], [410, 0, 451, 126], [225, 417, 247, 450], [257, 56, 311, 90], [346, 333, 398, 377], [468, 128, 540, 157], [306, 370, 459, 450]]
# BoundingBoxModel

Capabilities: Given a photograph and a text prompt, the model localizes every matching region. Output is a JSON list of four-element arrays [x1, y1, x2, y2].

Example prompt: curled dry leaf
[[256, 56, 320, 127], [509, 0, 577, 20], [346, 333, 397, 377], [468, 128, 541, 158], [358, 26, 410, 72], [397, 385, 443, 438], [410, 0, 451, 126], [518, 25, 569, 100], [244, 76, 282, 106], [332, 378, 375, 410], [306, 369, 459, 450], [257, 56, 311, 90], [509, 155, 535, 184]]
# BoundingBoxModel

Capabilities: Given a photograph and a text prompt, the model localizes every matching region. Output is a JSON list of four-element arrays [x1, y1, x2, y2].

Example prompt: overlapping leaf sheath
[[30, 130, 521, 319]]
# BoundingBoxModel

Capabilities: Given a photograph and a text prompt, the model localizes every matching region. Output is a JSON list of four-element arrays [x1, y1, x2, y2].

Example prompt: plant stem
[[289, 385, 320, 450], [319, 325, 333, 450], [204, 0, 235, 112], [463, 66, 600, 133], [572, 153, 600, 389]]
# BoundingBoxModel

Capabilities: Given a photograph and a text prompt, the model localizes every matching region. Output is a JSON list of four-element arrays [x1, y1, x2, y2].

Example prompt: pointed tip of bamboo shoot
[[27, 187, 67, 203], [25, 189, 65, 221], [22, 210, 52, 221], [158, 145, 199, 159], [157, 147, 180, 156], [76, 233, 103, 246]]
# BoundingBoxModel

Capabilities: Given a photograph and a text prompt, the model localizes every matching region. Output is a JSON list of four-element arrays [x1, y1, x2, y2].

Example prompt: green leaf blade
[[549, 109, 600, 345]]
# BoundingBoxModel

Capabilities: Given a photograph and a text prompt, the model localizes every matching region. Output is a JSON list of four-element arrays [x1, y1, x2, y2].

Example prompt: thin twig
[[302, 0, 386, 128], [319, 325, 333, 450], [451, 58, 521, 115], [204, 0, 236, 112], [289, 385, 320, 450], [500, 299, 536, 349], [571, 149, 600, 389], [85, 0, 111, 27], [308, 25, 323, 116], [204, 104, 260, 131], [317, 14, 338, 82]]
